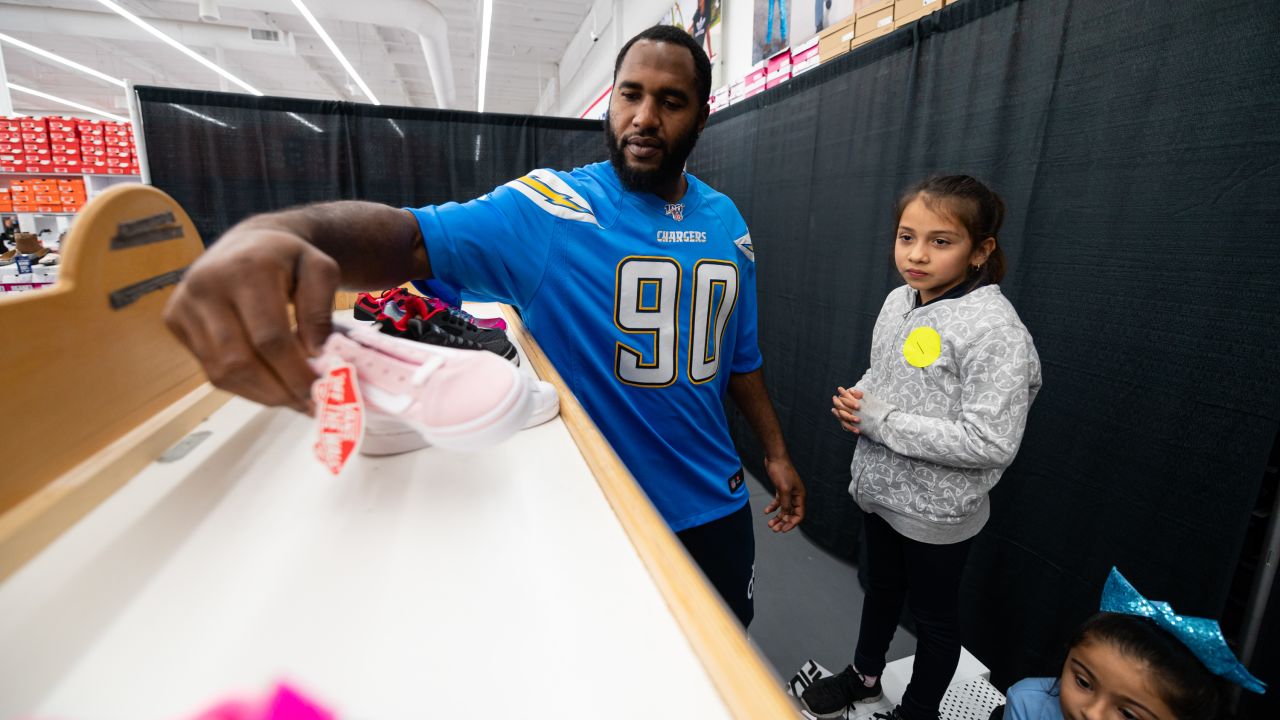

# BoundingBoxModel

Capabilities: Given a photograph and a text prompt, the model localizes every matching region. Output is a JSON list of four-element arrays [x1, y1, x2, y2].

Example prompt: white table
[[0, 185, 793, 720]]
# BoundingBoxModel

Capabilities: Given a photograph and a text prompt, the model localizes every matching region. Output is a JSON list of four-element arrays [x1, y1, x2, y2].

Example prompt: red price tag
[[312, 361, 364, 475]]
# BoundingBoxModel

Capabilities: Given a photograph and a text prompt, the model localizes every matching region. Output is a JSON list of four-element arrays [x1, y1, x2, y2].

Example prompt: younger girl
[[1002, 567, 1265, 720], [802, 175, 1042, 720]]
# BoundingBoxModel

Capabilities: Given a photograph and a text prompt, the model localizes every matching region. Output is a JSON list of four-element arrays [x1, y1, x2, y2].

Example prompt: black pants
[[677, 501, 755, 628], [855, 512, 974, 720]]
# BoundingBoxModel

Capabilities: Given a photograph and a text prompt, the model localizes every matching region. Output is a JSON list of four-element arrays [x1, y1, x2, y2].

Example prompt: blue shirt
[[408, 161, 763, 531], [1004, 678, 1062, 720]]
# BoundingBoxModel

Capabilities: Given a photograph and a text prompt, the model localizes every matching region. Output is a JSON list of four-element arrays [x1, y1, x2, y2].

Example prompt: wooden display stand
[[0, 184, 228, 580], [0, 186, 796, 718]]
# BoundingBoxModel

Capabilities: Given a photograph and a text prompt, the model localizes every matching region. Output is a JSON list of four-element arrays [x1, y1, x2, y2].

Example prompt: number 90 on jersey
[[614, 256, 739, 387]]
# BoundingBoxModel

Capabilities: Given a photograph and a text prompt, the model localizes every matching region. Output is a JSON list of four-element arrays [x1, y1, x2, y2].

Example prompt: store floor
[[745, 470, 917, 680]]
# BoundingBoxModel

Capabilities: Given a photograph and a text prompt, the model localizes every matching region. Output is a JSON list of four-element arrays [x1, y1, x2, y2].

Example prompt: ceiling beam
[[257, 10, 347, 101], [373, 25, 413, 107], [88, 38, 168, 85]]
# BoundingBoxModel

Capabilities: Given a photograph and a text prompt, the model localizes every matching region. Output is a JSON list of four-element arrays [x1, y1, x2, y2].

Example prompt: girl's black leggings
[[855, 512, 975, 720]]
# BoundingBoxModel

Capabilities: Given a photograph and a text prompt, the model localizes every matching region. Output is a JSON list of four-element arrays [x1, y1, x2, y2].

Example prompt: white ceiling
[[0, 0, 593, 117]]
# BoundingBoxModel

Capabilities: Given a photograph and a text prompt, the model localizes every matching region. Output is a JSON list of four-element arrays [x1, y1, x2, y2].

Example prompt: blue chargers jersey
[[408, 161, 763, 531]]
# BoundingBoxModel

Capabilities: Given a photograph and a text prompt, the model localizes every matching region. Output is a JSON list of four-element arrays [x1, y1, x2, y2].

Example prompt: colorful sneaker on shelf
[[392, 316, 490, 353], [314, 325, 531, 453], [378, 292, 519, 365], [421, 293, 508, 331], [353, 288, 413, 322]]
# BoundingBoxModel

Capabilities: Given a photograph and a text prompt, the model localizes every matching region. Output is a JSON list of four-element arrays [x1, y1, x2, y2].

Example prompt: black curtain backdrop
[[690, 0, 1280, 698], [134, 87, 604, 244]]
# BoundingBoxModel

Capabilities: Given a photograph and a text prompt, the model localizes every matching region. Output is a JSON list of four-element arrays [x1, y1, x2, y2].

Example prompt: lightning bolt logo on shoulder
[[505, 168, 599, 225]]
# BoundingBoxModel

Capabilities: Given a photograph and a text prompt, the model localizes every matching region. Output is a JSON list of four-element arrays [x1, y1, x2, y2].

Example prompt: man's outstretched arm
[[164, 201, 429, 413]]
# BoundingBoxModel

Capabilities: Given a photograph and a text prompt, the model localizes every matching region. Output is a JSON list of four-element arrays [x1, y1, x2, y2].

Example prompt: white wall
[[550, 0, 864, 117], [552, 0, 764, 118], [722, 0, 755, 84], [555, 0, 672, 119]]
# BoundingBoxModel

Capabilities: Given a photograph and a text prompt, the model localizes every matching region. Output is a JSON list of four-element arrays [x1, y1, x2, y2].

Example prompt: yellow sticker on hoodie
[[902, 326, 942, 368]]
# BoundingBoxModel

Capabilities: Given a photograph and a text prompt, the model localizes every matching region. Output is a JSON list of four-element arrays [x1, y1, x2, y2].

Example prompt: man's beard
[[605, 120, 699, 195]]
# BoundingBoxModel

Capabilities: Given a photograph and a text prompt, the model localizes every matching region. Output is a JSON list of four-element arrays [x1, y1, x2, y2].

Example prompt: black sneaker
[[380, 317, 489, 353], [800, 665, 884, 718], [373, 294, 519, 364], [420, 304, 519, 364]]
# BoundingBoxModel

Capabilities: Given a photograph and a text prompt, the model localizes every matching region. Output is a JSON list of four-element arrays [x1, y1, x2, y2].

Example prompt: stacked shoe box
[[791, 36, 821, 77], [818, 15, 857, 64], [0, 117, 18, 172], [79, 120, 139, 175], [894, 0, 944, 28], [766, 48, 792, 90], [709, 85, 729, 114], [48, 116, 83, 174], [57, 177, 88, 211], [0, 116, 139, 176], [742, 60, 768, 100], [0, 116, 52, 174], [853, 0, 896, 50], [5, 177, 86, 213]]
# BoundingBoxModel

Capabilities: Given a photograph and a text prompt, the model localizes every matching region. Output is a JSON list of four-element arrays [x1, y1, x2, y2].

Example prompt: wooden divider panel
[[0, 185, 228, 576]]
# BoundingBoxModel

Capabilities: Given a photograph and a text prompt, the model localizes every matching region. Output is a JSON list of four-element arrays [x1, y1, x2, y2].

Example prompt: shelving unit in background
[[3, 171, 142, 239], [1, 115, 143, 294]]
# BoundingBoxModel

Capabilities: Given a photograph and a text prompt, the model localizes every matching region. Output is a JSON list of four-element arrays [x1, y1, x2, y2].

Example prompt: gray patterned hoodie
[[849, 283, 1042, 544]]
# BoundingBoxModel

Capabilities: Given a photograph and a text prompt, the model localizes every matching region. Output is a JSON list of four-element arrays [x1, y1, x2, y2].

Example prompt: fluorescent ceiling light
[[477, 0, 493, 112], [0, 32, 126, 88], [169, 103, 232, 128], [286, 111, 323, 133], [92, 0, 262, 96], [290, 0, 379, 105], [8, 83, 129, 122]]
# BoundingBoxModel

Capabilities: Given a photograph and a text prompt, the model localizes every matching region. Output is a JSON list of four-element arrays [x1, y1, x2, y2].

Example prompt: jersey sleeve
[[730, 227, 764, 374], [407, 168, 595, 307]]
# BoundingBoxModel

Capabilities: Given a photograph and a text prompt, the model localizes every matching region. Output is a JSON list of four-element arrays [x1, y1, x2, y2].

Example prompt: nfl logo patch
[[664, 203, 684, 222]]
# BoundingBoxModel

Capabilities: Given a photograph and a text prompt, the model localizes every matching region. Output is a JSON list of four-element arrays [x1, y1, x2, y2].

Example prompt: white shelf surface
[[0, 307, 733, 719]]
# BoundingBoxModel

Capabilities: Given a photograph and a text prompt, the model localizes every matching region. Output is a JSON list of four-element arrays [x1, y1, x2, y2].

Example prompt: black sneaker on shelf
[[381, 317, 490, 353], [375, 292, 520, 365], [421, 305, 519, 364], [800, 665, 884, 718]]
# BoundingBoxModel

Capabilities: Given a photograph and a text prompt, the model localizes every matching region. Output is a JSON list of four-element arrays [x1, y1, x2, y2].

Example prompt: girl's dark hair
[[895, 175, 1008, 287], [1069, 612, 1228, 720], [614, 25, 712, 108]]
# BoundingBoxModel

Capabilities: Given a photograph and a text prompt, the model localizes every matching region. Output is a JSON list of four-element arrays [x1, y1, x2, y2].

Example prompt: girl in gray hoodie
[[801, 176, 1042, 720]]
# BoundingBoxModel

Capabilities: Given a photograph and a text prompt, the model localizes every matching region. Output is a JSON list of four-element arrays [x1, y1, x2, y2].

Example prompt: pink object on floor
[[190, 683, 335, 720]]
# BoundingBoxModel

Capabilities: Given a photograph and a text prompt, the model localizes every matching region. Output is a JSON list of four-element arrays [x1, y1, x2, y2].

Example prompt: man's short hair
[[613, 25, 712, 108]]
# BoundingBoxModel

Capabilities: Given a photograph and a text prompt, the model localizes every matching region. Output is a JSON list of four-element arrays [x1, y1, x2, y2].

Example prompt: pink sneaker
[[361, 375, 559, 456], [315, 325, 531, 453]]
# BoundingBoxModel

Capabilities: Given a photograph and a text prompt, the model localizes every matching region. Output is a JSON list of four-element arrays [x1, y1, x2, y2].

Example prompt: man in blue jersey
[[164, 25, 803, 627]]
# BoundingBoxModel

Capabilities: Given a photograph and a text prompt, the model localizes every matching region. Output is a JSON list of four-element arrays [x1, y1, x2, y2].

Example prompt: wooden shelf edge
[[0, 383, 231, 582], [499, 305, 798, 719]]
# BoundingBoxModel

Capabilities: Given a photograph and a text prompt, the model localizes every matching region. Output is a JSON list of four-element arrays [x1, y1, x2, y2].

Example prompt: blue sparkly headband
[[1101, 567, 1266, 694]]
